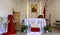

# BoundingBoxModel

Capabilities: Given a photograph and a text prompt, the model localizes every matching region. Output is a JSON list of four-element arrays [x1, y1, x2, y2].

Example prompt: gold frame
[[31, 4, 37, 13]]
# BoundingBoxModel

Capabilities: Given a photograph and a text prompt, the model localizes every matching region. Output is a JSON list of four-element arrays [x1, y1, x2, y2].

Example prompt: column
[[26, 0, 29, 18], [40, 1, 44, 15]]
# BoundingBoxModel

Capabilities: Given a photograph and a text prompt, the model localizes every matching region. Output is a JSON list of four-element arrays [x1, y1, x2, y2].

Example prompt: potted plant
[[44, 25, 52, 33], [21, 25, 28, 33]]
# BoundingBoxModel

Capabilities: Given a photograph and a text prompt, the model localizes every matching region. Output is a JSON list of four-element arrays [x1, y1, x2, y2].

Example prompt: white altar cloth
[[24, 18, 46, 35]]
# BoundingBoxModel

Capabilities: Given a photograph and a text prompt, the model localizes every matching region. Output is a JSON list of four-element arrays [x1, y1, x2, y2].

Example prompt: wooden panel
[[13, 12, 20, 31]]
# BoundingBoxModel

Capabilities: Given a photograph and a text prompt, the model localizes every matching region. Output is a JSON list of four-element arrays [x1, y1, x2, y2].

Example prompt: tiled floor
[[41, 33, 60, 35], [12, 32, 60, 35], [51, 27, 60, 33], [12, 27, 60, 35]]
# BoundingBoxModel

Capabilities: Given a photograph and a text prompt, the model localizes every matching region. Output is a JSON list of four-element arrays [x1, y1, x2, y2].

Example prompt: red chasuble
[[8, 15, 16, 34], [2, 15, 16, 35]]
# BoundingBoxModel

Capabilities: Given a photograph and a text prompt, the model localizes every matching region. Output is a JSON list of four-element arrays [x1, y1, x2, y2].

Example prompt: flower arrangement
[[21, 25, 28, 33], [44, 25, 52, 33]]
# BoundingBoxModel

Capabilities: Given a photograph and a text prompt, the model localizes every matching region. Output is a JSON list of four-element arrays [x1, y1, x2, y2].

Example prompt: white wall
[[1, 0, 60, 26], [54, 0, 60, 20], [0, 0, 45, 24], [0, 0, 15, 17], [46, 0, 60, 26], [29, 0, 45, 18], [0, 0, 27, 23], [29, 0, 40, 18], [46, 0, 55, 26], [13, 0, 27, 23], [13, 0, 45, 23]]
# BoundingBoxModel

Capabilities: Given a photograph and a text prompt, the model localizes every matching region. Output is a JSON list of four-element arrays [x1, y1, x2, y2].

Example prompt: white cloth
[[0, 23, 5, 34], [24, 18, 46, 35], [27, 32, 42, 35], [0, 21, 8, 34]]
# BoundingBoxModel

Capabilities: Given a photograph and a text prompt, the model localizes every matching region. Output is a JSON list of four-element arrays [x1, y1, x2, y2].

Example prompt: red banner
[[43, 6, 46, 18]]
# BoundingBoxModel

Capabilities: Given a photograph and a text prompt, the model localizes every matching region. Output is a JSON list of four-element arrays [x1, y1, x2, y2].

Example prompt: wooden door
[[13, 11, 20, 31]]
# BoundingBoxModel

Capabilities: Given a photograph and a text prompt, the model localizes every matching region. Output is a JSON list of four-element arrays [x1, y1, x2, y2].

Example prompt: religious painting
[[31, 4, 37, 13]]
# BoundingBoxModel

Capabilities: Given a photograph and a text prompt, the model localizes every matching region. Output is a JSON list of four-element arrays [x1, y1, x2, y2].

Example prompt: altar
[[24, 18, 46, 35]]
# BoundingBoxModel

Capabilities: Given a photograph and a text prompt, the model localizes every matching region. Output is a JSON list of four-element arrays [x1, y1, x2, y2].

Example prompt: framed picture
[[31, 4, 37, 13]]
